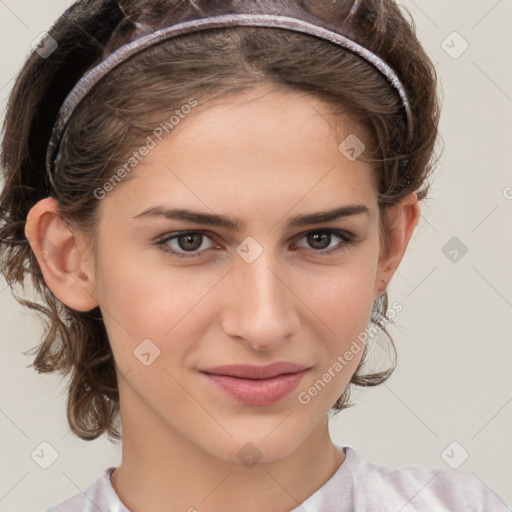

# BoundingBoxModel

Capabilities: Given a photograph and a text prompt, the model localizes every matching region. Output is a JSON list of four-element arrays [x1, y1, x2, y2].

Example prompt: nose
[[220, 250, 301, 352]]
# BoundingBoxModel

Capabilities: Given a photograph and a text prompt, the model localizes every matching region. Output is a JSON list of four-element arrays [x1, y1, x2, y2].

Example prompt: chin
[[196, 421, 315, 467]]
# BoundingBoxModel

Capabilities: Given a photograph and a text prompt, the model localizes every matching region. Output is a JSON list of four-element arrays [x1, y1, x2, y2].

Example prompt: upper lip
[[199, 362, 310, 380]]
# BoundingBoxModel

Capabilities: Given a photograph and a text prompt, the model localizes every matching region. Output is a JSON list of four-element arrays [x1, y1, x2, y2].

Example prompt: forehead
[[101, 84, 378, 222]]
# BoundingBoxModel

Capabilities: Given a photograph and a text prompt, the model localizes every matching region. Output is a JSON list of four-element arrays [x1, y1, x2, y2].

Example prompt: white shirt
[[41, 446, 511, 511]]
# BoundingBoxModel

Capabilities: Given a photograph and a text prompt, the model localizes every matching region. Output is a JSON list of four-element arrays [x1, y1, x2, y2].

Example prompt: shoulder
[[345, 447, 511, 511], [40, 467, 128, 512]]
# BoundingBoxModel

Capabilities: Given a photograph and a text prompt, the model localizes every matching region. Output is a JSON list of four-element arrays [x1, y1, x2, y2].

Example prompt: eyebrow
[[133, 204, 369, 231]]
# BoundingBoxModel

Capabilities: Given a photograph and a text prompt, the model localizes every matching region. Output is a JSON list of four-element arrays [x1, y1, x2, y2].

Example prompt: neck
[[111, 405, 345, 512]]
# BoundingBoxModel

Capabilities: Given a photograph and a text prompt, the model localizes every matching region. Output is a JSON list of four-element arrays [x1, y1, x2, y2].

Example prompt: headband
[[46, 0, 413, 185]]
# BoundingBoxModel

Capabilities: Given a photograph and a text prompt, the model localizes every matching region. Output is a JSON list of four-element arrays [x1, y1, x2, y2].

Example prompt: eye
[[155, 229, 357, 259], [292, 229, 356, 256], [156, 230, 218, 258]]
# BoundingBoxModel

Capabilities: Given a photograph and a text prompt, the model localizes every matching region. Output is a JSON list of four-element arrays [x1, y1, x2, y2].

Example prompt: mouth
[[200, 361, 310, 379], [199, 362, 311, 406]]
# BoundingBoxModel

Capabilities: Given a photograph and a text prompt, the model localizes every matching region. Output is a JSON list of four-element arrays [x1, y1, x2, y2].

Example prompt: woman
[[0, 0, 509, 510]]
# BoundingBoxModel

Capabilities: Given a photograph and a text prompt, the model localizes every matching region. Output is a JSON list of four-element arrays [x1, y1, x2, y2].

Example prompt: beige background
[[1, 1, 511, 510]]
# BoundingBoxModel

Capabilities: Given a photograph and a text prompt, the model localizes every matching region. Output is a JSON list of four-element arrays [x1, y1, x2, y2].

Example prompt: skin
[[25, 84, 419, 512]]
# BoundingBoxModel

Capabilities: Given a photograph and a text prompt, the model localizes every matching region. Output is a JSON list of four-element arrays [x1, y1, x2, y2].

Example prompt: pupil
[[179, 233, 202, 251], [309, 232, 330, 249]]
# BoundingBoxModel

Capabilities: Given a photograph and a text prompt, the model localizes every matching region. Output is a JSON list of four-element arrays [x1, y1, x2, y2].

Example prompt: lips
[[200, 362, 310, 379], [199, 362, 311, 406]]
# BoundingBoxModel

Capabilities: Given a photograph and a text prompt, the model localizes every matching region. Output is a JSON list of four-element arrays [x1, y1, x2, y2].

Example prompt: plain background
[[0, 1, 511, 510]]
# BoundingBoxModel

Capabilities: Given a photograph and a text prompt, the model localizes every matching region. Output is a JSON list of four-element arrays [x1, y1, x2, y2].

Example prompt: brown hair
[[0, 0, 441, 443]]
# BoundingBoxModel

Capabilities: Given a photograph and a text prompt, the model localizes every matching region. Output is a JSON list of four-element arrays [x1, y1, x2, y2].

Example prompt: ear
[[24, 197, 99, 312], [374, 192, 421, 299]]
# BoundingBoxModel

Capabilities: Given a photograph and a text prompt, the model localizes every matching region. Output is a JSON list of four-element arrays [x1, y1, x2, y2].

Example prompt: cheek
[[303, 256, 377, 332], [294, 264, 376, 411], [299, 255, 379, 397], [94, 248, 221, 362]]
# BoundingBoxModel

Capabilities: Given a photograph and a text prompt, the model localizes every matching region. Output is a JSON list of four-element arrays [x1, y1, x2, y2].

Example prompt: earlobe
[[374, 193, 421, 298], [24, 197, 99, 312]]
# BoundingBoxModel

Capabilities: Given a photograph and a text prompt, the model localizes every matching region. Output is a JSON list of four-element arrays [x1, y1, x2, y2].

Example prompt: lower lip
[[201, 370, 309, 406]]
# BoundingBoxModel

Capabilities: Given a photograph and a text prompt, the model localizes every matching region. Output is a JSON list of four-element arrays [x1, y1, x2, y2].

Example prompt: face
[[86, 84, 385, 464]]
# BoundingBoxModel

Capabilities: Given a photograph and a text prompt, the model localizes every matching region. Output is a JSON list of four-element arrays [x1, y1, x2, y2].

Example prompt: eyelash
[[155, 229, 357, 259]]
